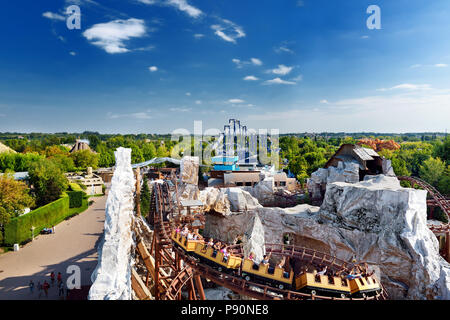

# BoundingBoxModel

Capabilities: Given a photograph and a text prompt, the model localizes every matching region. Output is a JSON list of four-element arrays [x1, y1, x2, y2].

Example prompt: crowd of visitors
[[28, 271, 67, 299]]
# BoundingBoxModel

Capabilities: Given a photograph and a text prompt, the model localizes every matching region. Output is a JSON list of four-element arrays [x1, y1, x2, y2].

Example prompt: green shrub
[[68, 191, 84, 208], [69, 182, 83, 192], [4, 196, 70, 245]]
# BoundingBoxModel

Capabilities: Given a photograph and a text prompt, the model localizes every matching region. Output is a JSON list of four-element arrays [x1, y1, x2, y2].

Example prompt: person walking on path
[[29, 280, 34, 294], [52, 225, 55, 234], [57, 272, 62, 286], [43, 281, 49, 298], [58, 281, 64, 297], [37, 281, 42, 299], [50, 272, 55, 286]]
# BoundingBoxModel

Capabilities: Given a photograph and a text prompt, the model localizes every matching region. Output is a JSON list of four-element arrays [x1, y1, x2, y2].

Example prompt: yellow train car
[[348, 275, 381, 297], [171, 231, 202, 252], [295, 272, 381, 298], [295, 272, 351, 298], [194, 243, 242, 273], [241, 259, 294, 290]]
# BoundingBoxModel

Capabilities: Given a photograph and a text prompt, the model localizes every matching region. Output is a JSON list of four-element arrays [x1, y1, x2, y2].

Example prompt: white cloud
[[194, 33, 204, 39], [410, 64, 422, 68], [361, 35, 370, 39], [167, 0, 202, 18], [244, 75, 259, 81], [245, 90, 450, 133], [42, 11, 66, 21], [290, 74, 303, 82], [170, 107, 192, 112], [251, 58, 262, 66], [211, 19, 245, 44], [275, 46, 294, 54], [377, 83, 432, 91], [195, 100, 202, 105], [320, 99, 329, 104], [434, 64, 448, 68], [263, 77, 296, 85], [69, 51, 77, 56], [82, 18, 146, 54], [186, 92, 191, 96], [272, 64, 293, 75], [228, 99, 245, 104], [149, 66, 158, 72], [232, 58, 262, 68], [108, 111, 152, 119]]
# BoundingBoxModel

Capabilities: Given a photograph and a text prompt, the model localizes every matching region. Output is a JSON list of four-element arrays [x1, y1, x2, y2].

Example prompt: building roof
[[325, 144, 380, 169], [180, 199, 204, 207], [70, 140, 91, 153]]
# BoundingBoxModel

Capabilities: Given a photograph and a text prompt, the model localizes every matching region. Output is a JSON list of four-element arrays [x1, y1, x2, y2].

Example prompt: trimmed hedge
[[4, 196, 70, 245], [68, 191, 84, 208], [69, 182, 83, 192]]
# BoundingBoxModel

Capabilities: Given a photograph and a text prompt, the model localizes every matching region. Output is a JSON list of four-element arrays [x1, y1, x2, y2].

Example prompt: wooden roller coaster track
[[140, 180, 387, 301]]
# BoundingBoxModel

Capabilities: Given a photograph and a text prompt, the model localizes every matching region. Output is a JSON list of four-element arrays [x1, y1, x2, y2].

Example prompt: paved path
[[0, 195, 106, 300]]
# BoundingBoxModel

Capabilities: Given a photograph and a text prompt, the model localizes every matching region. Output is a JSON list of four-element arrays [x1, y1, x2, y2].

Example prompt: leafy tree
[[437, 165, 450, 195], [419, 157, 445, 187], [70, 149, 99, 169], [0, 173, 35, 226], [142, 142, 157, 160], [28, 159, 68, 206], [140, 176, 151, 217]]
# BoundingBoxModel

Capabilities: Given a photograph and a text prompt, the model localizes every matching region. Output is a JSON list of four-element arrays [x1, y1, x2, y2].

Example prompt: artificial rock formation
[[202, 175, 450, 300], [89, 147, 136, 300]]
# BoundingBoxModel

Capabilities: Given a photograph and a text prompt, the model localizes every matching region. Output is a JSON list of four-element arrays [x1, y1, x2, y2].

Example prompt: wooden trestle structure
[[131, 174, 449, 300]]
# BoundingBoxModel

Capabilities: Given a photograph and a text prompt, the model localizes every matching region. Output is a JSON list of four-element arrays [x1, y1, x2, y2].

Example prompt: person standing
[[50, 272, 55, 286], [29, 280, 34, 294], [58, 281, 64, 297], [52, 225, 55, 234], [57, 272, 62, 286], [43, 281, 49, 298]]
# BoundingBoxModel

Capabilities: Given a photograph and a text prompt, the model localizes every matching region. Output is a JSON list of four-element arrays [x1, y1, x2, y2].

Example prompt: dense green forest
[[1, 132, 449, 197]]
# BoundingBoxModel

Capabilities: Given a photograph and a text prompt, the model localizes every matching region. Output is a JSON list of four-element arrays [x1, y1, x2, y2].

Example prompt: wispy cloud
[[377, 83, 432, 91], [271, 64, 293, 75], [410, 63, 448, 69], [137, 0, 202, 18], [149, 66, 158, 72], [263, 77, 296, 85], [250, 58, 262, 66], [228, 99, 245, 104], [434, 63, 448, 68], [243, 75, 259, 81], [170, 107, 192, 112], [82, 18, 146, 54], [107, 111, 152, 119], [275, 46, 294, 54], [193, 33, 204, 39], [42, 11, 66, 21], [69, 51, 77, 56], [232, 57, 263, 68], [166, 0, 202, 18], [211, 18, 245, 44]]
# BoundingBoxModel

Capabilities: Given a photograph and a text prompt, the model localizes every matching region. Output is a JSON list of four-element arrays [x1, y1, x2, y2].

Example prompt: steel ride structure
[[134, 178, 388, 301]]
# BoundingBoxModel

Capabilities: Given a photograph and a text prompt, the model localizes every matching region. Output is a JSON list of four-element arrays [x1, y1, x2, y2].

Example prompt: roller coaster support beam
[[194, 274, 206, 300], [135, 168, 141, 217]]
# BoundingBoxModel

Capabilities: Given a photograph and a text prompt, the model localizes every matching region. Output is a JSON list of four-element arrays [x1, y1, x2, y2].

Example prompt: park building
[[66, 167, 104, 195]]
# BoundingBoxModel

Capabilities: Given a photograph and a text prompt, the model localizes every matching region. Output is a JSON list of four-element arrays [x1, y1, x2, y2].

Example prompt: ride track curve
[[397, 176, 450, 233], [147, 181, 387, 301]]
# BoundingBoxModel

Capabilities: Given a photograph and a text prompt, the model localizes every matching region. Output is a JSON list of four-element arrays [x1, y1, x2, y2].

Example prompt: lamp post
[[31, 226, 35, 241]]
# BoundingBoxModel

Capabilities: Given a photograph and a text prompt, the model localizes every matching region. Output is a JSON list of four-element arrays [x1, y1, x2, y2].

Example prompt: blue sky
[[0, 0, 449, 134]]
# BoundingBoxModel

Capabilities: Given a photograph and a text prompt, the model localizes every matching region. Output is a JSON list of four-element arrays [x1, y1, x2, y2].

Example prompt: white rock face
[[204, 174, 450, 300], [198, 187, 230, 215], [180, 156, 199, 185], [89, 147, 136, 300], [242, 213, 266, 263]]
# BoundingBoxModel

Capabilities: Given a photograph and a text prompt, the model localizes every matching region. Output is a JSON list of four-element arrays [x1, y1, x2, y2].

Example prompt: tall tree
[[0, 173, 35, 226], [28, 159, 68, 206]]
